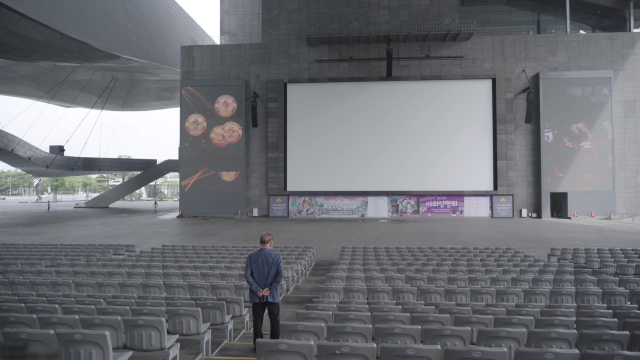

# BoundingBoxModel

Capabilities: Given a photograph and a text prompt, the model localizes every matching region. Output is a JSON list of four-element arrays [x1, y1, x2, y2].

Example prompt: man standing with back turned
[[244, 233, 283, 348]]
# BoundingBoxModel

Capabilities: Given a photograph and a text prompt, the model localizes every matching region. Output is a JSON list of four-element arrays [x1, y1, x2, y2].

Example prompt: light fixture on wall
[[522, 69, 535, 124]]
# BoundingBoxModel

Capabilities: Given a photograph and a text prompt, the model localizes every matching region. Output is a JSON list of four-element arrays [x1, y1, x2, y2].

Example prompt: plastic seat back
[[379, 344, 441, 360], [375, 325, 420, 355], [421, 326, 471, 348], [123, 317, 172, 351], [195, 301, 229, 325], [78, 315, 125, 349], [326, 323, 371, 343], [477, 328, 526, 360], [577, 318, 618, 332], [317, 342, 376, 360], [296, 310, 333, 325], [514, 348, 581, 360], [577, 330, 630, 352], [281, 322, 326, 342], [525, 329, 577, 349], [37, 314, 81, 330], [0, 314, 39, 330], [333, 312, 371, 325], [494, 316, 535, 331], [166, 307, 207, 335], [444, 346, 509, 360], [256, 339, 314, 360]]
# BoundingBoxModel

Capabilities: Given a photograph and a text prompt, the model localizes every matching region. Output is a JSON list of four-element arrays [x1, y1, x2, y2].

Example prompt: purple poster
[[419, 195, 465, 217]]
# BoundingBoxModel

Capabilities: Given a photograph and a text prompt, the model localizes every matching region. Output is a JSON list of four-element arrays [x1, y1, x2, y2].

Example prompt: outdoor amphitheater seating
[[78, 316, 126, 349], [57, 328, 133, 360], [37, 314, 81, 330], [317, 341, 376, 360], [256, 338, 314, 360], [514, 348, 581, 360]]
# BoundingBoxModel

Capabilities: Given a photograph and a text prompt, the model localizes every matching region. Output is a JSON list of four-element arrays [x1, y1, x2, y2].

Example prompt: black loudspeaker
[[251, 93, 258, 128], [524, 90, 534, 124], [386, 47, 393, 77]]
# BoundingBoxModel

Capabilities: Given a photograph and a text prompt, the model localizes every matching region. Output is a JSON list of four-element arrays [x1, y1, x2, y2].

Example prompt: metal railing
[[307, 20, 477, 36]]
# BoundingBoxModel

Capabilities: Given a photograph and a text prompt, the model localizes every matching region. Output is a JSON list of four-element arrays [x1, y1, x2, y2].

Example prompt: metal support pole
[[631, 1, 635, 32], [566, 0, 571, 34]]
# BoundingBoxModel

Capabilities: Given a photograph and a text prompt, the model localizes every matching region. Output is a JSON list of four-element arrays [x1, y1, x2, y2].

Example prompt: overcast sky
[[0, 1, 220, 171]]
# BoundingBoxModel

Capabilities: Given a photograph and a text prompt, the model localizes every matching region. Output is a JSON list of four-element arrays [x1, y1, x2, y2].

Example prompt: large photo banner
[[289, 196, 368, 218], [179, 81, 246, 216]]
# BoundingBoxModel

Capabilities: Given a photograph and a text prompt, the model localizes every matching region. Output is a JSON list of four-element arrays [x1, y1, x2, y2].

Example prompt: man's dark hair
[[260, 233, 273, 245]]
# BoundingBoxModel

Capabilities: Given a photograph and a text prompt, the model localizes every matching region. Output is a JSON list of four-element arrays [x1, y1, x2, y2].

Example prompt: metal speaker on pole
[[251, 91, 259, 128], [524, 90, 534, 124]]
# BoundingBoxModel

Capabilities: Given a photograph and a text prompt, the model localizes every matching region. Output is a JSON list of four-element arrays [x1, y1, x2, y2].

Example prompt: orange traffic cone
[[609, 211, 613, 218], [573, 211, 577, 217], [552, 212, 556, 218], [590, 211, 594, 217], [238, 211, 242, 217], [177, 211, 184, 218]]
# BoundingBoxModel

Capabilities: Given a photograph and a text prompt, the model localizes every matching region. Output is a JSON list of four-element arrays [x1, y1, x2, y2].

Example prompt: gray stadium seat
[[581, 350, 640, 360], [514, 348, 581, 360], [281, 322, 326, 342], [79, 316, 125, 349], [411, 314, 450, 327], [577, 318, 619, 332], [525, 329, 577, 349], [56, 329, 133, 360], [477, 328, 527, 360], [337, 305, 369, 313], [0, 314, 39, 330], [375, 324, 421, 356], [256, 339, 314, 360], [166, 307, 209, 335], [61, 305, 97, 316], [296, 310, 333, 325], [494, 316, 535, 331], [507, 308, 540, 319], [96, 306, 132, 318], [474, 308, 507, 316], [333, 312, 371, 325], [195, 301, 231, 325], [327, 323, 372, 343], [540, 309, 576, 318], [578, 310, 614, 319], [130, 307, 166, 318], [38, 314, 81, 330], [25, 304, 61, 315], [422, 326, 471, 347], [0, 303, 27, 314], [379, 343, 441, 360], [444, 346, 509, 360], [453, 315, 494, 344], [122, 317, 179, 359], [107, 299, 137, 308], [317, 342, 376, 360], [1, 328, 57, 355], [372, 312, 410, 326], [78, 299, 107, 307], [577, 330, 630, 352], [370, 305, 402, 313], [140, 282, 164, 295]]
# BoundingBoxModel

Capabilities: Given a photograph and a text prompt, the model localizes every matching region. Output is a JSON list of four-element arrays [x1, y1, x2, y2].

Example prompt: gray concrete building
[[182, 0, 640, 217]]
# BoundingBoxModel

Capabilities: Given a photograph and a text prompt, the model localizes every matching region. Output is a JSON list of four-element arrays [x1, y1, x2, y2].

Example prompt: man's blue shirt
[[244, 247, 284, 303]]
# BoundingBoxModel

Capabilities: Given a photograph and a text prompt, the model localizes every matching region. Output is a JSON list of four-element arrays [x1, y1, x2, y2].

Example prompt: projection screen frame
[[284, 76, 498, 194]]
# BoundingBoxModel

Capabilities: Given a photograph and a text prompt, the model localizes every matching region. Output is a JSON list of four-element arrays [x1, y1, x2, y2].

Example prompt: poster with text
[[419, 195, 465, 217], [289, 196, 368, 218], [390, 196, 420, 218], [367, 196, 390, 218], [464, 196, 492, 217]]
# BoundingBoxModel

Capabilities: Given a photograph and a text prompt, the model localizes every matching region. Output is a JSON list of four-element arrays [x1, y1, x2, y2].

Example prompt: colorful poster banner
[[389, 196, 420, 218], [464, 196, 492, 217], [419, 195, 465, 217], [289, 196, 368, 218]]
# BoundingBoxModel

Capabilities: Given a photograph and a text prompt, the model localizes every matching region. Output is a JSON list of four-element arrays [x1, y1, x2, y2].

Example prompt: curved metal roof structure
[[0, 128, 157, 177], [0, 0, 212, 111]]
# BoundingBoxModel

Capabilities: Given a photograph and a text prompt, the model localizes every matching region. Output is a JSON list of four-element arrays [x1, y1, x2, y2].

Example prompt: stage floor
[[0, 200, 638, 260]]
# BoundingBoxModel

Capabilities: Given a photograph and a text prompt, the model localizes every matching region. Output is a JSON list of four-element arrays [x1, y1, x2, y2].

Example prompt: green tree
[[49, 177, 66, 193], [80, 176, 96, 198], [65, 177, 80, 194]]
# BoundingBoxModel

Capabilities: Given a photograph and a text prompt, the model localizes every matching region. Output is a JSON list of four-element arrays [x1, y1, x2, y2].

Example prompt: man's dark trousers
[[252, 301, 280, 345]]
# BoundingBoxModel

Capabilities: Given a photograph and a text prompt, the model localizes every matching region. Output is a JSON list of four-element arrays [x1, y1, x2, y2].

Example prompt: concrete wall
[[220, 0, 262, 44], [182, 0, 640, 216]]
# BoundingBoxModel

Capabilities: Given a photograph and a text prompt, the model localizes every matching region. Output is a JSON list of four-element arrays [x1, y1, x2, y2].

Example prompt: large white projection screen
[[286, 79, 495, 192]]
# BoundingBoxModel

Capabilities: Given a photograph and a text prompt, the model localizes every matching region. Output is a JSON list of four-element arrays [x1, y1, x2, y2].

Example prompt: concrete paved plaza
[[1, 200, 638, 259]]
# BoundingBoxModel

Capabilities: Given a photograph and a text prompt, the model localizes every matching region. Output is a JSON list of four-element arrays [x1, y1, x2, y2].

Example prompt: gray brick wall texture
[[184, 0, 640, 217]]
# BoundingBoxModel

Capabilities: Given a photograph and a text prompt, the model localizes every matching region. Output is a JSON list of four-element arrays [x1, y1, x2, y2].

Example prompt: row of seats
[[325, 274, 640, 289], [317, 285, 637, 305], [274, 321, 640, 353], [0, 280, 253, 298], [255, 339, 640, 360]]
